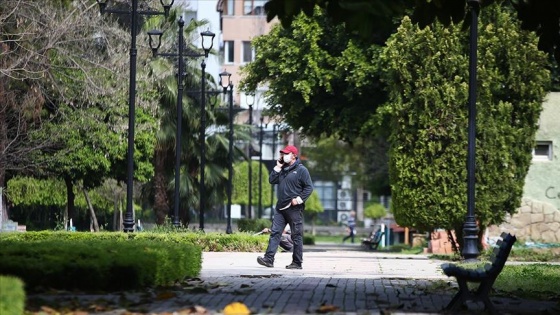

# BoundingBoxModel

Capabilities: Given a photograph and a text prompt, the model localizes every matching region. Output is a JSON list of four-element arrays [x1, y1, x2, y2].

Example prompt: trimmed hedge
[[0, 230, 268, 252], [0, 234, 202, 291], [237, 218, 273, 233], [0, 275, 25, 315]]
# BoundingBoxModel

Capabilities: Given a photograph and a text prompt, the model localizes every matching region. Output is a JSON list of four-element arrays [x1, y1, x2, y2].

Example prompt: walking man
[[342, 210, 356, 243], [257, 145, 313, 269]]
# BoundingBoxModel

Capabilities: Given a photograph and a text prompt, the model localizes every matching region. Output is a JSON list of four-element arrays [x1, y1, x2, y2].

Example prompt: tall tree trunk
[[113, 192, 119, 231], [119, 199, 123, 231], [64, 176, 76, 226], [311, 214, 316, 236], [153, 147, 169, 225], [0, 104, 7, 227], [82, 187, 99, 232], [0, 52, 8, 226]]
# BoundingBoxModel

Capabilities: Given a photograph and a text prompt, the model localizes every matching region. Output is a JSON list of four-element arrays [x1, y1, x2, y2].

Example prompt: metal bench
[[361, 231, 384, 250], [441, 232, 516, 314]]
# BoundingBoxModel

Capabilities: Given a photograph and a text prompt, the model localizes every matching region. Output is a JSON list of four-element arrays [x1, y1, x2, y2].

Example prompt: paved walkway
[[27, 244, 559, 314]]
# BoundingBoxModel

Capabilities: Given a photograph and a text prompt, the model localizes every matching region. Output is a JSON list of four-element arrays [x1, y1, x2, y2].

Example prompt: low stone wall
[[487, 198, 560, 243]]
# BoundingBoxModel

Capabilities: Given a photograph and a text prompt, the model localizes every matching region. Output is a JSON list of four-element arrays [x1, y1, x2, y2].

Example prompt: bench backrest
[[373, 231, 384, 243], [485, 232, 516, 276]]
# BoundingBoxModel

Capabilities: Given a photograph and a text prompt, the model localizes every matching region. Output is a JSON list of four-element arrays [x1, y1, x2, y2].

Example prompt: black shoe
[[285, 262, 302, 269], [257, 256, 274, 268]]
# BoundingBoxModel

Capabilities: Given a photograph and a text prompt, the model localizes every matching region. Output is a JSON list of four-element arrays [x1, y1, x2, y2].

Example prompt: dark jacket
[[269, 158, 313, 211]]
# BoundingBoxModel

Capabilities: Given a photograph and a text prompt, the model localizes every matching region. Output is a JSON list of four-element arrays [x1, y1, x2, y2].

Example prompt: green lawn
[[314, 235, 346, 244]]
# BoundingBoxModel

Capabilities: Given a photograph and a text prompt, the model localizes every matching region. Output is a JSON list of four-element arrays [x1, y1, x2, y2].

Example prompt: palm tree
[[143, 11, 249, 226]]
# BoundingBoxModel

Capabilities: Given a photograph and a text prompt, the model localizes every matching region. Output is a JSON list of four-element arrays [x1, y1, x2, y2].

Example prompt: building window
[[314, 181, 336, 210], [225, 0, 234, 15], [243, 0, 266, 15], [224, 40, 234, 64], [242, 41, 255, 63], [533, 141, 552, 161]]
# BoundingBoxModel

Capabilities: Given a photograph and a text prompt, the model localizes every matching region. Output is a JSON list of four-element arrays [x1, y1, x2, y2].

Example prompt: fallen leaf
[[223, 302, 251, 315], [316, 304, 339, 313]]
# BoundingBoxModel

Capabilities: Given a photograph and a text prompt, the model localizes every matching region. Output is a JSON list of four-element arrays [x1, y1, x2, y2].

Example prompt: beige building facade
[[217, 0, 276, 109]]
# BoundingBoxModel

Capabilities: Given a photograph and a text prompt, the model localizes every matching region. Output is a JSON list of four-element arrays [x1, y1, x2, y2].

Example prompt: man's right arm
[[269, 159, 283, 184], [269, 168, 280, 184]]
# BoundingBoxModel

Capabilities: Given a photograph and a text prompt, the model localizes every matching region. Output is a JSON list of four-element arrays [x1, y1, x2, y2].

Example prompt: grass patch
[[433, 262, 560, 300], [495, 264, 560, 299], [431, 245, 560, 262], [314, 235, 345, 243]]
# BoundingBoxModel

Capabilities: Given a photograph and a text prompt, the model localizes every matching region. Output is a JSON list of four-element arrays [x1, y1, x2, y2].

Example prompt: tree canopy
[[264, 0, 560, 64], [240, 7, 386, 142], [380, 4, 550, 232]]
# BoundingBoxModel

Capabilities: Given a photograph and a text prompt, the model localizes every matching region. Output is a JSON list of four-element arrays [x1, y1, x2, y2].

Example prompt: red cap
[[280, 145, 298, 156]]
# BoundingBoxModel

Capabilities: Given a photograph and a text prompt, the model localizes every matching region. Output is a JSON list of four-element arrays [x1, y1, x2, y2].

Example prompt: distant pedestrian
[[342, 211, 356, 244], [257, 145, 313, 269]]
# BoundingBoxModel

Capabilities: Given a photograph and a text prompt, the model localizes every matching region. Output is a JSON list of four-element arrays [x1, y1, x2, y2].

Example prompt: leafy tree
[[379, 5, 549, 238], [241, 7, 391, 194], [263, 0, 408, 44], [263, 0, 560, 65], [141, 11, 250, 226], [6, 176, 115, 230], [0, 0, 149, 228], [304, 190, 324, 235], [240, 7, 386, 142], [363, 202, 386, 220]]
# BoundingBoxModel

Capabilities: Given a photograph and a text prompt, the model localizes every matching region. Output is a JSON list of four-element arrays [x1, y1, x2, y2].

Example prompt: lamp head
[[147, 29, 164, 57], [161, 0, 174, 17], [201, 29, 215, 57], [219, 70, 232, 91], [246, 93, 255, 106], [96, 0, 108, 14]]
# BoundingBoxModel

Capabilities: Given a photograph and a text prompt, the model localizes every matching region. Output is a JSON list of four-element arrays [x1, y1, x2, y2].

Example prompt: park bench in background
[[441, 232, 516, 314], [361, 231, 384, 250]]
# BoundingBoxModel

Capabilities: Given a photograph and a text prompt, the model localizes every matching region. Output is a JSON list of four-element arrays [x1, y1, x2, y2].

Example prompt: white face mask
[[283, 154, 293, 163]]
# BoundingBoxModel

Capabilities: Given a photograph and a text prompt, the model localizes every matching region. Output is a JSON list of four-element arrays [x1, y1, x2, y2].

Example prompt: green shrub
[[0, 275, 25, 315], [0, 231, 269, 252], [303, 235, 315, 245], [237, 218, 272, 233], [0, 235, 201, 291], [364, 202, 386, 220]]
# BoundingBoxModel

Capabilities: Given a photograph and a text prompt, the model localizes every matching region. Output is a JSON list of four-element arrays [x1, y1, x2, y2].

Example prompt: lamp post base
[[461, 217, 479, 262], [123, 219, 135, 233]]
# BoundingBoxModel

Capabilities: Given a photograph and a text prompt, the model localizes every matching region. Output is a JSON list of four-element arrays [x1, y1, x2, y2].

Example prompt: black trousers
[[264, 204, 303, 265], [343, 226, 355, 243]]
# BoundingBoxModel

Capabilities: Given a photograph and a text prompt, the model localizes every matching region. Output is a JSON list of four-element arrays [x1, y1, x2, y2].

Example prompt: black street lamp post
[[96, 0, 173, 232], [147, 18, 214, 228], [269, 124, 276, 220], [220, 71, 234, 234], [462, 0, 480, 261], [258, 116, 264, 218], [246, 95, 254, 219], [199, 59, 207, 231]]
